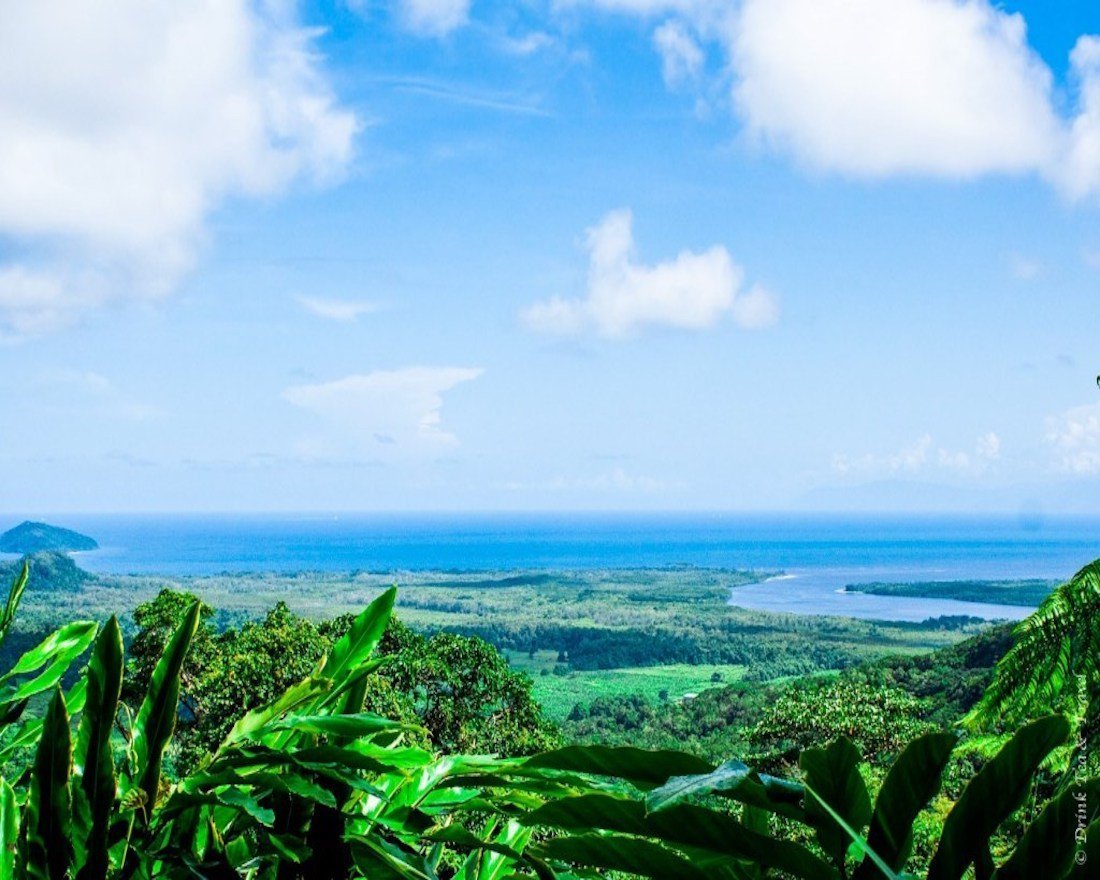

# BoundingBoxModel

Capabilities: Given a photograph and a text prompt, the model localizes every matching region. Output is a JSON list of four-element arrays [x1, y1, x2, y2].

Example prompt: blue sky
[[2, 0, 1100, 513]]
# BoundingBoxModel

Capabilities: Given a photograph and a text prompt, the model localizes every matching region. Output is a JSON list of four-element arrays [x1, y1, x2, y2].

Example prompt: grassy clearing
[[506, 649, 747, 721]]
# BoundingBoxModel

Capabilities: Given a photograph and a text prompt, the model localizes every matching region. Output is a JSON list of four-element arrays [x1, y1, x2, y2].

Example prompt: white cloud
[[1046, 403, 1100, 474], [976, 431, 1001, 460], [33, 368, 160, 421], [0, 1, 357, 334], [297, 296, 379, 322], [730, 285, 781, 329], [1055, 36, 1100, 200], [834, 432, 1001, 477], [498, 31, 558, 56], [498, 467, 678, 494], [578, 0, 1100, 197], [566, 1, 719, 14], [0, 266, 77, 338], [522, 209, 778, 338], [732, 0, 1058, 179], [283, 366, 483, 455], [890, 434, 933, 472], [1008, 254, 1042, 281], [397, 0, 471, 36], [653, 20, 704, 88]]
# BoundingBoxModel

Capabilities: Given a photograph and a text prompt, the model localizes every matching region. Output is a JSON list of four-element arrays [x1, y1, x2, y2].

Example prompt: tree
[[751, 676, 932, 767], [361, 618, 559, 755], [127, 591, 558, 773]]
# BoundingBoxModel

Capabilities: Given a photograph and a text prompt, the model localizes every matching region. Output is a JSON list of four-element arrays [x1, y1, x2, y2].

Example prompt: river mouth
[[728, 568, 1035, 622]]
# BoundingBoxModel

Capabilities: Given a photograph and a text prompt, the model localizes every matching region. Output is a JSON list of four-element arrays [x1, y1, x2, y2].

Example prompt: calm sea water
[[4, 513, 1098, 622]]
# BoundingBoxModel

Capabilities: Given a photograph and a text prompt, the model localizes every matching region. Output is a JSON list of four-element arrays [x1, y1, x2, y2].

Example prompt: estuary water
[[3, 512, 1097, 622]]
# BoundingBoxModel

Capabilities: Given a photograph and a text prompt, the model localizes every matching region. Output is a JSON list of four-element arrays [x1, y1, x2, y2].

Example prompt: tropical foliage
[[968, 559, 1100, 750], [0, 559, 1094, 879], [123, 589, 559, 774]]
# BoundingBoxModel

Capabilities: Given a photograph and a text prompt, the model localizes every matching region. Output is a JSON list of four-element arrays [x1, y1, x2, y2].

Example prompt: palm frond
[[967, 559, 1100, 730]]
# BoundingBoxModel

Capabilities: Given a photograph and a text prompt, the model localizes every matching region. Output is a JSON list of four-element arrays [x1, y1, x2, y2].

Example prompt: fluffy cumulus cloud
[[1059, 36, 1100, 200], [0, 1, 357, 335], [732, 0, 1059, 178], [283, 366, 483, 456], [577, 0, 1100, 197], [522, 209, 778, 338], [1046, 403, 1100, 474]]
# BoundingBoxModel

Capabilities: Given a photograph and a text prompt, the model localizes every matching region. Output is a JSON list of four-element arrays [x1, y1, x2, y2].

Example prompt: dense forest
[[0, 559, 992, 724], [0, 555, 1095, 878]]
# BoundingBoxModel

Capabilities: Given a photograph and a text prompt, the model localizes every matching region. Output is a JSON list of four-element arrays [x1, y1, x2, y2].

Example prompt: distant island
[[843, 578, 1057, 607], [0, 520, 98, 554]]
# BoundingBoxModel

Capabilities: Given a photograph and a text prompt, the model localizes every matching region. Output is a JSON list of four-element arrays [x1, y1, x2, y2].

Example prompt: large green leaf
[[0, 777, 17, 879], [288, 588, 394, 880], [800, 738, 872, 870], [853, 731, 958, 879], [73, 616, 124, 880], [315, 587, 395, 686], [802, 782, 900, 880], [422, 823, 525, 862], [23, 687, 73, 880], [993, 778, 1100, 880], [0, 678, 87, 764], [349, 833, 434, 880], [262, 711, 410, 740], [928, 714, 1070, 880], [526, 793, 836, 880], [222, 676, 331, 745], [3, 621, 98, 680], [645, 758, 805, 820], [0, 561, 28, 649], [0, 621, 98, 713], [129, 600, 201, 816], [447, 818, 534, 880], [531, 832, 719, 880], [522, 745, 712, 786]]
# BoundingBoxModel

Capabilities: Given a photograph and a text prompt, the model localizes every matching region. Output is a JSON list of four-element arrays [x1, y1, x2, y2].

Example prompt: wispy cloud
[[497, 467, 680, 494], [1046, 402, 1100, 474], [653, 20, 705, 88], [296, 296, 380, 323], [833, 432, 1001, 477], [497, 31, 559, 56], [1009, 254, 1042, 281], [398, 0, 471, 37], [377, 76, 553, 117], [35, 369, 160, 421]]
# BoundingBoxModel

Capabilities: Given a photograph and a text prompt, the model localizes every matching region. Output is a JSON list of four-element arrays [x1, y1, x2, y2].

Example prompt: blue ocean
[[4, 513, 1098, 621]]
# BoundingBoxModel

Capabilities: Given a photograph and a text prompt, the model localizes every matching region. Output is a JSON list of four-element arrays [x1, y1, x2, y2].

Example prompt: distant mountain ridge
[[0, 521, 98, 554]]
